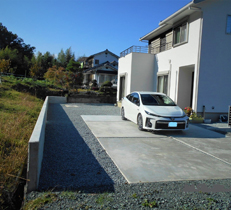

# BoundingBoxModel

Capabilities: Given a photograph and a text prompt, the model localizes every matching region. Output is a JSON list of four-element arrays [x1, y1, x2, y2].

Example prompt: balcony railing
[[120, 42, 172, 57], [120, 45, 150, 57], [149, 42, 172, 54]]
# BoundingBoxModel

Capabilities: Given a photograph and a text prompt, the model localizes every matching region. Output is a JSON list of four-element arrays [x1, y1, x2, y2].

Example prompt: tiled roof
[[83, 61, 118, 74]]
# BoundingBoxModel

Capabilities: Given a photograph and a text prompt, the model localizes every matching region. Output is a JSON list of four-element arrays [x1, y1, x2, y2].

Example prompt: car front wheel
[[137, 114, 144, 131]]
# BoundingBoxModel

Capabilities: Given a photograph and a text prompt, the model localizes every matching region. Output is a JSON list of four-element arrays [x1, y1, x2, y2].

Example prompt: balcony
[[120, 46, 150, 57], [120, 42, 172, 58]]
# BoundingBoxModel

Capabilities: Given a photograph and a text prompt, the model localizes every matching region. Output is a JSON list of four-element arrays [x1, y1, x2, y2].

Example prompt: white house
[[82, 49, 119, 86], [117, 0, 231, 121]]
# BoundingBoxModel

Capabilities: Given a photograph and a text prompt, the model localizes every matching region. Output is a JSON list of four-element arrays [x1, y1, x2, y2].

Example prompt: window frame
[[226, 15, 231, 35], [132, 93, 140, 106], [157, 74, 169, 95], [95, 59, 99, 65], [173, 20, 189, 47]]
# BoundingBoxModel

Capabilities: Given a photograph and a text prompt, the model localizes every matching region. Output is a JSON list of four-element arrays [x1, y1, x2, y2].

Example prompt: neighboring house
[[117, 0, 231, 121], [82, 49, 119, 86], [77, 56, 88, 68]]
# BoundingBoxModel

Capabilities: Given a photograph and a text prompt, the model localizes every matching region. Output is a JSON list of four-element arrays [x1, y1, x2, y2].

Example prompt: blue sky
[[1, 0, 191, 58]]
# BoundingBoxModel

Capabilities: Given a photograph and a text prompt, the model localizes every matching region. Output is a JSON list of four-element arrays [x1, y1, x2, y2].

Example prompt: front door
[[119, 76, 125, 100]]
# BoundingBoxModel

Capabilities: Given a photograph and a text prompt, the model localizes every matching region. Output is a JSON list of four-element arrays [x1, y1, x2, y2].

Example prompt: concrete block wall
[[26, 96, 66, 193]]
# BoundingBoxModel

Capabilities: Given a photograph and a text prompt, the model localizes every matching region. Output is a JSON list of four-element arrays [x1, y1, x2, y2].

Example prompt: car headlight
[[145, 110, 161, 117]]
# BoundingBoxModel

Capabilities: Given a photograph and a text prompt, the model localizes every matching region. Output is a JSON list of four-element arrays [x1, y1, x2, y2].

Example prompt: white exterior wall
[[197, 0, 231, 113], [117, 52, 155, 101], [93, 53, 118, 66], [117, 53, 133, 101], [154, 11, 202, 109], [130, 53, 155, 92]]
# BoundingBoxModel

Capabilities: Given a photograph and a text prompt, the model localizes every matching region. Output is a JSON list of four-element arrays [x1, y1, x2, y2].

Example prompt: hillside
[[0, 76, 44, 209]]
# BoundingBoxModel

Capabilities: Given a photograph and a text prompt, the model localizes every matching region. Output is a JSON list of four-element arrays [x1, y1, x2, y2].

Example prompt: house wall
[[196, 0, 231, 116], [154, 11, 202, 109], [117, 52, 155, 101], [93, 53, 118, 67], [130, 53, 155, 93], [117, 53, 133, 101]]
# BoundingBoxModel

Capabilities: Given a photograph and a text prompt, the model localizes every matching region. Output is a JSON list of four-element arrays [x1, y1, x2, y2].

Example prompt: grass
[[142, 199, 158, 208], [0, 75, 43, 208], [22, 192, 58, 210], [95, 192, 113, 206]]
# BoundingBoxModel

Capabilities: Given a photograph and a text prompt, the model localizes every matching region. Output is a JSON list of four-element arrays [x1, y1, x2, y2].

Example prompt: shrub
[[89, 80, 98, 88], [101, 80, 112, 87], [91, 86, 99, 91], [184, 107, 192, 116]]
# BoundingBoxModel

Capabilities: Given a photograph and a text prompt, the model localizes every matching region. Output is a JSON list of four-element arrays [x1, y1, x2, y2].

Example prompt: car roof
[[131, 91, 166, 95]]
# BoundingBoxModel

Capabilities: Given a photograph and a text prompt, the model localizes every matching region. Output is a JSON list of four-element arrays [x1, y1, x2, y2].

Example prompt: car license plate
[[168, 122, 177, 127]]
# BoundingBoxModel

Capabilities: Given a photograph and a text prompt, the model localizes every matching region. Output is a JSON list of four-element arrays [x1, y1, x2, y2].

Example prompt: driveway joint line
[[171, 136, 231, 167]]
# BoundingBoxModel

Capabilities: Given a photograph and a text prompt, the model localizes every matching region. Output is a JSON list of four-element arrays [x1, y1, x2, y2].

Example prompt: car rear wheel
[[137, 114, 144, 131], [121, 107, 127, 120]]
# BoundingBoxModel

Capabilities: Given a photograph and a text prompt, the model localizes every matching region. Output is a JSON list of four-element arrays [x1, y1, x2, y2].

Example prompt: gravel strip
[[25, 103, 231, 209]]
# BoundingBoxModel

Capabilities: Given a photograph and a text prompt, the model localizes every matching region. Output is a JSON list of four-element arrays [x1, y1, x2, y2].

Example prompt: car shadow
[[147, 124, 227, 139], [39, 104, 115, 193]]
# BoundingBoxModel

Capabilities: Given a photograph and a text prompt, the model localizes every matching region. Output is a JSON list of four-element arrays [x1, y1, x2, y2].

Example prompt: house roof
[[77, 56, 87, 62], [139, 0, 203, 41], [86, 49, 119, 61], [83, 61, 118, 74]]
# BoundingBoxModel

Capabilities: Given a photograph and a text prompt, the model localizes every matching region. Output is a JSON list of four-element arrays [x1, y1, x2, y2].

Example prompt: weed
[[61, 191, 76, 200], [96, 193, 113, 206], [206, 197, 217, 203], [23, 192, 57, 210], [142, 199, 158, 208], [132, 193, 137, 199]]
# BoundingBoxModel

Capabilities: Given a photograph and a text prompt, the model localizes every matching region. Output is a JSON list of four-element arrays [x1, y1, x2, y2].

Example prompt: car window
[[132, 93, 140, 105], [141, 94, 175, 106], [126, 94, 133, 102]]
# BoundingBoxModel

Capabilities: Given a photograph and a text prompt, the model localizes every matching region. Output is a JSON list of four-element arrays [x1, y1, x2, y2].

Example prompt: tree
[[57, 47, 75, 68], [0, 59, 11, 73], [44, 65, 66, 86], [0, 47, 19, 73], [65, 47, 74, 66], [57, 49, 66, 67], [66, 58, 80, 72], [0, 23, 35, 75]]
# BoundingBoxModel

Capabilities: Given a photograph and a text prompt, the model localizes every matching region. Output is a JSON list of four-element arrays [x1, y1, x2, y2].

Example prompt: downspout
[[194, 10, 203, 113]]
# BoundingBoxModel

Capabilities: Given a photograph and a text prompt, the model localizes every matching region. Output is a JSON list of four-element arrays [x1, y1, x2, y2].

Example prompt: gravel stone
[[25, 103, 231, 209]]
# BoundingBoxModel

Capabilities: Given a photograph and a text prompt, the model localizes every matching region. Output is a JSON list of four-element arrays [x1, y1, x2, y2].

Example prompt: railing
[[120, 42, 173, 57], [149, 42, 172, 55], [120, 46, 151, 57]]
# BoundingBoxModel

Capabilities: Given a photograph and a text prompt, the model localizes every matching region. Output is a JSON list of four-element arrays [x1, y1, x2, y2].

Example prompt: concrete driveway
[[81, 115, 231, 183]]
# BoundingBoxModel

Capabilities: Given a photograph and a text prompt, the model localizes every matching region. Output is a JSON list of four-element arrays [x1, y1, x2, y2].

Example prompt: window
[[140, 94, 175, 106], [157, 75, 168, 95], [126, 94, 133, 102], [132, 93, 140, 106], [173, 22, 188, 45], [226, 15, 231, 34], [95, 59, 99, 65], [126, 93, 140, 105], [99, 75, 104, 83]]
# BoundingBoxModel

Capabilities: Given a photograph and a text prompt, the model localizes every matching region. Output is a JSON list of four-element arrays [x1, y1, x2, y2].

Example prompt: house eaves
[[86, 49, 119, 61], [83, 61, 118, 73], [139, 0, 202, 41]]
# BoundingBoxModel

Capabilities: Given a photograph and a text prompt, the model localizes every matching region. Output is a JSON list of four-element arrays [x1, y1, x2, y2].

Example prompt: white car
[[121, 91, 189, 131]]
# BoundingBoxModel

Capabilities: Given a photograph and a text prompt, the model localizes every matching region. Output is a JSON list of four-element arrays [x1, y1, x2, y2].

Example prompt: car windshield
[[140, 94, 176, 106]]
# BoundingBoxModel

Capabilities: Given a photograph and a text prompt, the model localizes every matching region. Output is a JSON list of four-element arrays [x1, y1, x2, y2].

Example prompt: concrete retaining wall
[[67, 95, 116, 104], [26, 96, 66, 193]]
